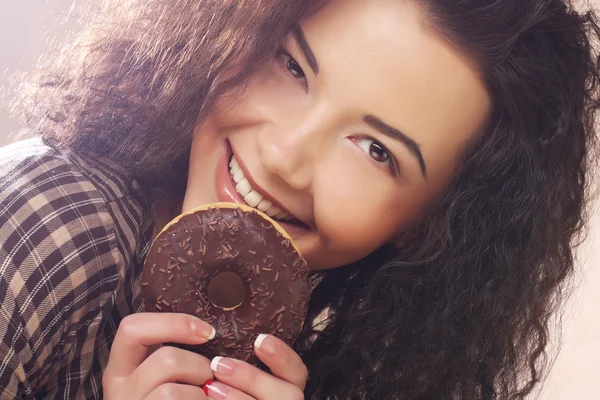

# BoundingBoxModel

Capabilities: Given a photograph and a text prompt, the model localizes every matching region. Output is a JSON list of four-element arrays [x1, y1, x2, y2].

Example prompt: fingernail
[[254, 334, 277, 357], [191, 319, 216, 340], [203, 380, 231, 400], [210, 356, 238, 377], [202, 379, 215, 396]]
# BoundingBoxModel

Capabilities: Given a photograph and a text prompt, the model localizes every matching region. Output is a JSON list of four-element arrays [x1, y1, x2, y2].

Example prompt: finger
[[253, 334, 308, 390], [210, 357, 304, 400], [203, 380, 254, 400], [105, 313, 216, 377], [145, 383, 208, 400], [127, 346, 214, 399]]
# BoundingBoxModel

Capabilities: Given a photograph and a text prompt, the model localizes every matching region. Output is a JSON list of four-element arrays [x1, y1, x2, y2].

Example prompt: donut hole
[[207, 272, 246, 310]]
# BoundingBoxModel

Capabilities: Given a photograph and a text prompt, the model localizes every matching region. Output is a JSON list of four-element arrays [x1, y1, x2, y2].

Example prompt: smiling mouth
[[228, 153, 306, 226]]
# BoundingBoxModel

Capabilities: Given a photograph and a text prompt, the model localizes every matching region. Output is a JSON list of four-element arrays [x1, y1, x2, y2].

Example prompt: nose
[[258, 106, 334, 191]]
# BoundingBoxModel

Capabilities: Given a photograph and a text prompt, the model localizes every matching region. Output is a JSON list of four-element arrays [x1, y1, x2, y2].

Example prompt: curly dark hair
[[12, 0, 600, 398]]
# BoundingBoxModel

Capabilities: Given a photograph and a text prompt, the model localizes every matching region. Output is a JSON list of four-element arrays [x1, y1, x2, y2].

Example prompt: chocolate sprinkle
[[141, 204, 310, 365]]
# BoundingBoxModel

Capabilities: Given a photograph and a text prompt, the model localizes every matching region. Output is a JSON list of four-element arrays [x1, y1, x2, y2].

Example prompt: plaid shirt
[[0, 139, 154, 399]]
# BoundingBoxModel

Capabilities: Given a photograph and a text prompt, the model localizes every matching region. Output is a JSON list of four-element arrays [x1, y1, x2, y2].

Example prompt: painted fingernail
[[204, 380, 231, 400], [191, 319, 216, 340], [210, 356, 238, 377], [254, 334, 277, 357], [202, 379, 215, 396]]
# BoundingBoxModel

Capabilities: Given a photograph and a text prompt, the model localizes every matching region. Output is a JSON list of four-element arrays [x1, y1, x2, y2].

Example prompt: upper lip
[[229, 145, 310, 227]]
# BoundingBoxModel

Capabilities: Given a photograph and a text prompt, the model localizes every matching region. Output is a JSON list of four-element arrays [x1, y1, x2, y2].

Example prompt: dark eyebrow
[[292, 26, 319, 75], [364, 115, 428, 179]]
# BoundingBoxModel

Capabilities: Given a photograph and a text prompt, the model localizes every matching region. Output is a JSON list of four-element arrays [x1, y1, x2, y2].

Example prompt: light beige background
[[0, 1, 598, 398]]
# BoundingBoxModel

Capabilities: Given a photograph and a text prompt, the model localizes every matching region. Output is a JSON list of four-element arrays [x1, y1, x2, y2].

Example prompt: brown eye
[[356, 137, 398, 175], [277, 48, 307, 88], [286, 56, 305, 79], [369, 141, 390, 163]]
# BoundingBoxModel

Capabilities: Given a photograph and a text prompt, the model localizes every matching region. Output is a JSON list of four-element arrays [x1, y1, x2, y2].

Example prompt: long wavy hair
[[13, 0, 599, 398]]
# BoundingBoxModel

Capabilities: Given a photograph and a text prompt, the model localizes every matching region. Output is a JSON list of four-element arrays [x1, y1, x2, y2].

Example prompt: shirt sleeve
[[0, 157, 128, 399]]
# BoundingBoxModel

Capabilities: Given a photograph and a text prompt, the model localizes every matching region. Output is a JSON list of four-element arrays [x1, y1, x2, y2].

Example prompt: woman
[[1, 0, 598, 398]]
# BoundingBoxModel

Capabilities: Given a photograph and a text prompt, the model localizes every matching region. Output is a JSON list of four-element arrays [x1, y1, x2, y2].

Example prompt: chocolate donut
[[141, 202, 311, 364]]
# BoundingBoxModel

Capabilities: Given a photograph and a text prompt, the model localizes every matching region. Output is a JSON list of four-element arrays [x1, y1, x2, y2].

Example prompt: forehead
[[302, 0, 490, 183]]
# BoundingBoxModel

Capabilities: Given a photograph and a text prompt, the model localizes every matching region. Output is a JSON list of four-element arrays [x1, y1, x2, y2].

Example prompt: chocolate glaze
[[141, 205, 310, 364]]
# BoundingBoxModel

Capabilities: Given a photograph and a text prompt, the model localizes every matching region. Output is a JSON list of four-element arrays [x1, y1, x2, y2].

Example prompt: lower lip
[[215, 141, 311, 237]]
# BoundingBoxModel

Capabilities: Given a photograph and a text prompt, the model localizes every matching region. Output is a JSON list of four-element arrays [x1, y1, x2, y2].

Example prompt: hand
[[102, 313, 217, 399], [203, 334, 308, 400]]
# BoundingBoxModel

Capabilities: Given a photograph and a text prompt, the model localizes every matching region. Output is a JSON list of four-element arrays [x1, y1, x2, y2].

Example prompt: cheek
[[182, 122, 224, 212], [312, 159, 413, 260], [310, 151, 439, 267]]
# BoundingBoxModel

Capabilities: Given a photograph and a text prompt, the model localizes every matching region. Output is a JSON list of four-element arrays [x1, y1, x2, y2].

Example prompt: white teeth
[[230, 159, 244, 183], [266, 206, 282, 217], [244, 191, 263, 207], [257, 199, 273, 212], [235, 178, 252, 197], [232, 169, 244, 183], [229, 154, 294, 221]]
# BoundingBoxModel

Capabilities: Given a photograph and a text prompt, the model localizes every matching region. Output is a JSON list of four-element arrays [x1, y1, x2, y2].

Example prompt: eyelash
[[355, 137, 401, 177], [277, 47, 308, 89], [276, 47, 400, 177]]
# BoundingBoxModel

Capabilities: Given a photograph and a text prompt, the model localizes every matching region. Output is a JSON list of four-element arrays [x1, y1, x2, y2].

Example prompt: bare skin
[[183, 0, 490, 270], [105, 0, 490, 398]]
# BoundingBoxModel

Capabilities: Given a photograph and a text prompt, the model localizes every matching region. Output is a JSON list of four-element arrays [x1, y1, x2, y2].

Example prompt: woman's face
[[183, 0, 490, 270]]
